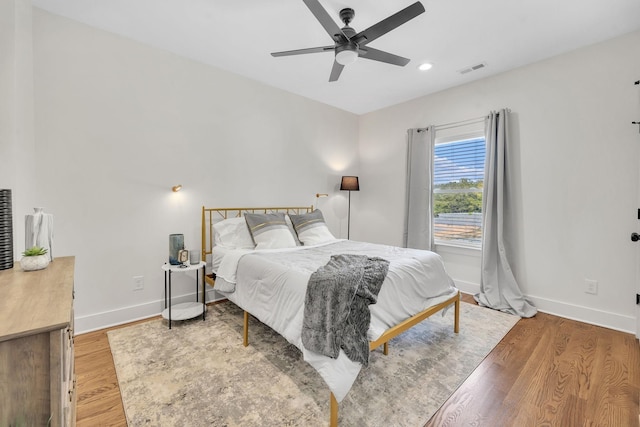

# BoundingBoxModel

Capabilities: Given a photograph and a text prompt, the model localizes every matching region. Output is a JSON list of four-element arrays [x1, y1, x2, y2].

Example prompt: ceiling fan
[[271, 0, 425, 82]]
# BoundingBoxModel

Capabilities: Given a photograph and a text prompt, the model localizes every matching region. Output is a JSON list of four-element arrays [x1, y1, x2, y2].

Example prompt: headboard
[[201, 205, 313, 284]]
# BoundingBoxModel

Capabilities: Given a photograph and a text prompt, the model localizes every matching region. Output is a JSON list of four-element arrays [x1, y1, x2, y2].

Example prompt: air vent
[[458, 62, 487, 75]]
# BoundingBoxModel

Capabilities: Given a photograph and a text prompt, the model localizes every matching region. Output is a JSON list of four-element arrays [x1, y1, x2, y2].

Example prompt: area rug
[[108, 301, 518, 427]]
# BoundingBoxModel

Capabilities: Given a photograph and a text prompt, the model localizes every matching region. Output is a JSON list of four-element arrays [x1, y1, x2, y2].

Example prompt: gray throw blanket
[[302, 254, 389, 367]]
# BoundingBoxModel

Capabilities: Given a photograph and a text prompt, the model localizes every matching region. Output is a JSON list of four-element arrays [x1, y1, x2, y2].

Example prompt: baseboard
[[452, 278, 636, 335], [527, 294, 636, 335], [75, 288, 226, 335], [453, 279, 480, 296], [77, 281, 636, 336]]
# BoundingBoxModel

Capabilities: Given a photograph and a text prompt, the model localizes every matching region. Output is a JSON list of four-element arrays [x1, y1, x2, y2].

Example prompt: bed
[[201, 206, 460, 426]]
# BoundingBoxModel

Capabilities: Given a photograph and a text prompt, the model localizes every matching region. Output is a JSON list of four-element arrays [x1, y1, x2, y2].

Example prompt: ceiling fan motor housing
[[335, 17, 358, 65], [340, 26, 356, 40]]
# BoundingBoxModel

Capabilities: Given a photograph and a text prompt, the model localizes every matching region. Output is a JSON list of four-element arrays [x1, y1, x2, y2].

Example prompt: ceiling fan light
[[336, 49, 358, 65], [418, 62, 433, 71]]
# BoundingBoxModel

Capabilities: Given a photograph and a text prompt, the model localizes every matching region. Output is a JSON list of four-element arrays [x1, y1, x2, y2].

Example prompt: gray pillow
[[244, 212, 297, 249], [289, 210, 336, 245]]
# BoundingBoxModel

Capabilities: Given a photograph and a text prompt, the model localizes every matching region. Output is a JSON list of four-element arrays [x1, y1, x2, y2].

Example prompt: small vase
[[169, 234, 184, 265], [25, 207, 54, 262], [190, 249, 200, 265], [21, 254, 50, 271]]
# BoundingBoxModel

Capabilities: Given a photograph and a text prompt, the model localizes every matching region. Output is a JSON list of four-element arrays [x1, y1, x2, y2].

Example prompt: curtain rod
[[433, 115, 486, 131], [417, 109, 511, 133], [415, 116, 484, 133]]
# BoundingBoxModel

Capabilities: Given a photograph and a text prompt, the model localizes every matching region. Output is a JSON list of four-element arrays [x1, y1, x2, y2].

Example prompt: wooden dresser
[[0, 256, 76, 426]]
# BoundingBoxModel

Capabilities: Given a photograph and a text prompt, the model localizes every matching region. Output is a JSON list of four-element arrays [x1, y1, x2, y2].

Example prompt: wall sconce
[[314, 193, 328, 209], [340, 176, 359, 239], [172, 185, 182, 192]]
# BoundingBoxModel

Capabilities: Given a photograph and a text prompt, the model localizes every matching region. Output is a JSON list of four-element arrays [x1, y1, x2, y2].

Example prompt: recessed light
[[418, 62, 433, 71]]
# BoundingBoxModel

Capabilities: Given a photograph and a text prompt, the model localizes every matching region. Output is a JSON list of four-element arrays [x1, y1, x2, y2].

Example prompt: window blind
[[433, 137, 485, 247]]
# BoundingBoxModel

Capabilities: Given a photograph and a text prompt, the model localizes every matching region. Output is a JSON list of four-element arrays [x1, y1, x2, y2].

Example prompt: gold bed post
[[243, 311, 249, 347], [330, 392, 338, 427], [454, 291, 460, 333], [201, 206, 206, 262]]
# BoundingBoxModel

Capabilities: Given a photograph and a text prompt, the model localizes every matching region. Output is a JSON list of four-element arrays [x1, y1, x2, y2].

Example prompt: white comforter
[[213, 239, 457, 402]]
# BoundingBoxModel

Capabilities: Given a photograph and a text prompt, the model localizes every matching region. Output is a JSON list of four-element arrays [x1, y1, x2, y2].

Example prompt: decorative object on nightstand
[[162, 261, 206, 329], [169, 234, 185, 265], [340, 176, 360, 239], [20, 246, 50, 272], [189, 250, 200, 265], [25, 207, 54, 262], [0, 189, 13, 271], [178, 249, 189, 264]]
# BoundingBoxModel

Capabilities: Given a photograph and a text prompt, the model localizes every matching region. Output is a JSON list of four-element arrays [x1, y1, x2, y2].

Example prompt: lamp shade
[[340, 176, 360, 191]]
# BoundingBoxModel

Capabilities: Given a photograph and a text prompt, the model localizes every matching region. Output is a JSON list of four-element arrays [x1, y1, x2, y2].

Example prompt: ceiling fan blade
[[358, 46, 410, 66], [303, 0, 348, 43], [271, 46, 334, 57], [329, 60, 344, 82], [354, 1, 425, 46]]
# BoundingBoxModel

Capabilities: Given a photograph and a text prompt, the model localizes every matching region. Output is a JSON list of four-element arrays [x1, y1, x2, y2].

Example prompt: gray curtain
[[475, 110, 537, 317], [404, 127, 434, 250]]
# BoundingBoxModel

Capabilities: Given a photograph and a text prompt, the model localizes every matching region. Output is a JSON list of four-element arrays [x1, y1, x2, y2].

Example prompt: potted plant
[[20, 246, 50, 271]]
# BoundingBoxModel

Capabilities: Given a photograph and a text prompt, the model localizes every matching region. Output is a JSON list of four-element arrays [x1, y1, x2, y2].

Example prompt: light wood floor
[[75, 295, 640, 426]]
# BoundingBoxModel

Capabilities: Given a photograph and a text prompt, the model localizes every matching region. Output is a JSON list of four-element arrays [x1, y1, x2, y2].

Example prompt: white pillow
[[213, 217, 255, 249], [244, 213, 297, 249], [296, 226, 336, 246], [289, 210, 336, 246]]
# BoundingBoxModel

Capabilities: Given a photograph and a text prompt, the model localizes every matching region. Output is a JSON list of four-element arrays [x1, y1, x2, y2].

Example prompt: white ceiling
[[32, 0, 640, 115]]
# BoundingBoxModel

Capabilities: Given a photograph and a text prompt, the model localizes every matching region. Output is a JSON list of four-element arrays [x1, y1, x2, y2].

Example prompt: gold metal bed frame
[[201, 206, 460, 427]]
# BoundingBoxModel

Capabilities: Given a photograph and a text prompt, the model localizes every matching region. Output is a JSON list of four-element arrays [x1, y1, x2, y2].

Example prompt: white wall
[[32, 9, 359, 333], [0, 0, 36, 258], [24, 8, 640, 334], [358, 30, 640, 333]]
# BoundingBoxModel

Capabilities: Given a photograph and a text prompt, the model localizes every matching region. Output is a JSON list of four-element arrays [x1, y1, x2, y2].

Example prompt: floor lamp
[[340, 176, 359, 239]]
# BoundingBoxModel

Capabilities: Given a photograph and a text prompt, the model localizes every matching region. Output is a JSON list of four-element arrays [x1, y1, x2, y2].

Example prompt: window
[[433, 134, 485, 248]]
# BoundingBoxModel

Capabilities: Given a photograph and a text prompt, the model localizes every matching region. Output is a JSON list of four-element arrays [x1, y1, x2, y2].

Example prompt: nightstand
[[161, 261, 206, 329]]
